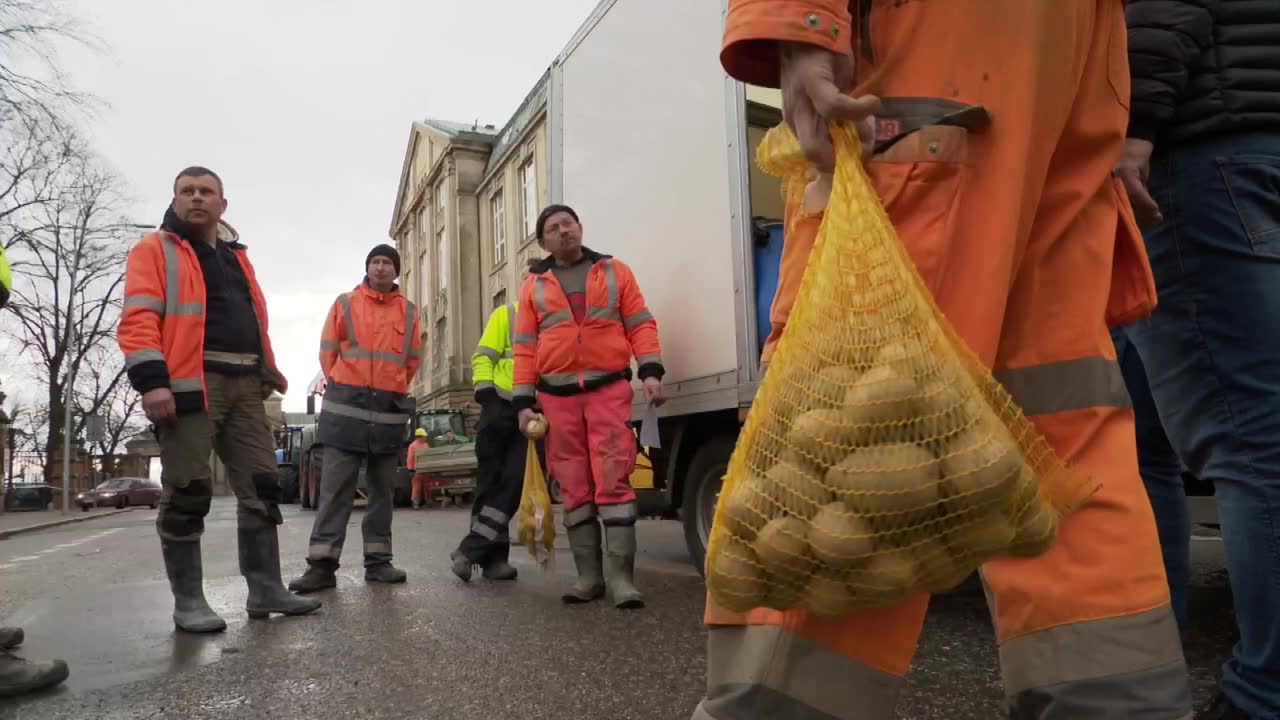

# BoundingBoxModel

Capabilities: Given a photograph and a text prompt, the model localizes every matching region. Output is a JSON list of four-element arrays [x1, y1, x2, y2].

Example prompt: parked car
[[3, 484, 54, 512], [75, 477, 161, 511]]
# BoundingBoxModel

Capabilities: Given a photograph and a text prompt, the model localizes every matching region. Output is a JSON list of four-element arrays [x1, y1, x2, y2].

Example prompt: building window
[[519, 156, 537, 239], [433, 317, 448, 370], [418, 250, 429, 306], [435, 182, 446, 220], [491, 189, 506, 266], [493, 288, 507, 311], [436, 226, 448, 292], [418, 206, 429, 240]]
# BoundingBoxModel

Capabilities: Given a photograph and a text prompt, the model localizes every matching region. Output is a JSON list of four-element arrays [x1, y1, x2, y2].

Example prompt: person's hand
[[261, 383, 273, 400], [643, 377, 665, 407], [1114, 138, 1163, 229], [517, 409, 538, 436], [143, 387, 177, 425], [780, 41, 881, 173]]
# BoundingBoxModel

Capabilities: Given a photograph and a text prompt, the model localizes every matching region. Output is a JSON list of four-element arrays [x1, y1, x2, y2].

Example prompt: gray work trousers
[[305, 446, 397, 568]]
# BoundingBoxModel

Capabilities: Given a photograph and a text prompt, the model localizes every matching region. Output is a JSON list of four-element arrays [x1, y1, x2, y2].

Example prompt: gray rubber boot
[[160, 541, 227, 633], [604, 525, 645, 610], [481, 561, 518, 581], [239, 526, 322, 620], [561, 521, 606, 604], [0, 650, 69, 699], [450, 550, 474, 582]]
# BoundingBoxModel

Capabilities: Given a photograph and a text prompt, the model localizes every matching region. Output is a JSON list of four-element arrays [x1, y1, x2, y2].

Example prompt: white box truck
[[547, 0, 1218, 573]]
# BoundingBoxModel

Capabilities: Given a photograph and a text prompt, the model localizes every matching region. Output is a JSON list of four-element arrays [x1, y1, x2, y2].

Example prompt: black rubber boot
[[561, 521, 606, 604], [450, 550, 474, 582], [604, 525, 644, 610], [0, 627, 23, 649], [482, 561, 518, 581], [288, 560, 338, 594], [239, 526, 322, 620], [160, 540, 227, 633], [364, 563, 407, 584], [0, 649, 69, 699]]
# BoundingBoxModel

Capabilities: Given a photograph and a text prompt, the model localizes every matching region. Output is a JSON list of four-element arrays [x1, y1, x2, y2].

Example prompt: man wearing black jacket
[[1115, 3, 1280, 719]]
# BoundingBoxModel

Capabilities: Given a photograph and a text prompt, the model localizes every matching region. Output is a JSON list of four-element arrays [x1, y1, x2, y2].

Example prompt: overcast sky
[[13, 0, 600, 412]]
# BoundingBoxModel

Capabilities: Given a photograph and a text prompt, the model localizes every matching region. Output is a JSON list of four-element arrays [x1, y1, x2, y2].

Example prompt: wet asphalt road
[[0, 500, 1233, 720]]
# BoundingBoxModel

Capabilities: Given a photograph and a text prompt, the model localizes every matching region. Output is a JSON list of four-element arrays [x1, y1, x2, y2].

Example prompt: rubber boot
[[482, 560, 518, 581], [604, 524, 644, 610], [160, 540, 227, 633], [0, 627, 23, 649], [239, 526, 322, 620], [561, 521, 606, 604], [0, 649, 69, 699], [288, 559, 337, 594], [450, 550, 474, 582]]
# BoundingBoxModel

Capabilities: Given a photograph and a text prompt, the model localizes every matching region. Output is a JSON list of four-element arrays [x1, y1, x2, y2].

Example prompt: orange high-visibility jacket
[[316, 281, 423, 455], [118, 225, 286, 414], [406, 438, 430, 471], [512, 248, 663, 412]]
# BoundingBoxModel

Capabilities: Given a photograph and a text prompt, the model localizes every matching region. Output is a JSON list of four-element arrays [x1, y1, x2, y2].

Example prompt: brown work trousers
[[155, 372, 282, 542]]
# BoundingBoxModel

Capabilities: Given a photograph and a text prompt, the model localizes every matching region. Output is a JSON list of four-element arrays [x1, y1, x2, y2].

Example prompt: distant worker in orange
[[692, 2, 1193, 719], [407, 428, 431, 509], [512, 204, 665, 610]]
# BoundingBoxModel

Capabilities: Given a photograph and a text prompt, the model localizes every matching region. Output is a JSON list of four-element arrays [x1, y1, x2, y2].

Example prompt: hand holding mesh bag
[[704, 122, 1098, 616], [517, 423, 556, 572]]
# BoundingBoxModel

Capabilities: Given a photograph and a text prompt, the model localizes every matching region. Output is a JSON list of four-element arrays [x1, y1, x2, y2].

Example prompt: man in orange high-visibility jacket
[[513, 204, 665, 610], [119, 167, 320, 634], [289, 244, 423, 593], [692, 3, 1194, 719], [407, 428, 431, 508]]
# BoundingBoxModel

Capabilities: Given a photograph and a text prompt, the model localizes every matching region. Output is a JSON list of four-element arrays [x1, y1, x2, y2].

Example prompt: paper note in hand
[[640, 403, 661, 449]]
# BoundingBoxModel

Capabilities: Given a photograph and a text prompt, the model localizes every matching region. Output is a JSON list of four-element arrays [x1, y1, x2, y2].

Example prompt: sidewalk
[[0, 507, 136, 540]]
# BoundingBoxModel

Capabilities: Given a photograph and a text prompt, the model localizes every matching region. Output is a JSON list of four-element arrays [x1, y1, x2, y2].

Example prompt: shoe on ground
[[0, 650, 69, 699], [0, 628, 23, 650], [450, 551, 473, 582], [482, 561, 518, 581], [365, 563, 407, 584], [288, 564, 337, 594]]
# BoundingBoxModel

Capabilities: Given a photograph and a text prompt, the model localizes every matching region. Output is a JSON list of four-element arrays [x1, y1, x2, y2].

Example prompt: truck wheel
[[681, 435, 736, 576], [278, 466, 300, 504]]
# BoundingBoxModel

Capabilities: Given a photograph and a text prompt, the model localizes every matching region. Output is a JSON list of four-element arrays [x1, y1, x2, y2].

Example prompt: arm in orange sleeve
[[119, 238, 170, 395], [318, 295, 344, 380], [405, 301, 424, 387], [614, 260, 664, 381], [722, 0, 855, 88], [511, 277, 539, 413]]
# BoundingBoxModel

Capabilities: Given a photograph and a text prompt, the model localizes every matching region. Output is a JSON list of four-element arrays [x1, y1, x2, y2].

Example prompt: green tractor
[[408, 408, 478, 507]]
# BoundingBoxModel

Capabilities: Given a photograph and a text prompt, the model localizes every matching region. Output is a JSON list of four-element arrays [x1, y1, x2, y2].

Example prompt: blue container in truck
[[752, 220, 785, 355]]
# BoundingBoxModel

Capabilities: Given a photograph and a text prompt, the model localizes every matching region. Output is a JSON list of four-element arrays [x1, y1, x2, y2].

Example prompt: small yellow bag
[[704, 122, 1097, 616], [516, 438, 556, 571]]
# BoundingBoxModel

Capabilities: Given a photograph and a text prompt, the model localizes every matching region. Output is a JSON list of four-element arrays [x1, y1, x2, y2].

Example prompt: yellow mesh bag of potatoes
[[704, 122, 1098, 616], [517, 419, 555, 571]]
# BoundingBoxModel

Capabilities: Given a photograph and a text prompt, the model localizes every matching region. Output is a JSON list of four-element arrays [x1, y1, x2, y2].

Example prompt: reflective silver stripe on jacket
[[321, 400, 411, 426], [125, 349, 165, 368], [333, 293, 418, 366], [513, 384, 536, 399], [474, 380, 512, 401], [203, 351, 259, 367], [994, 355, 1131, 415], [171, 377, 204, 392], [585, 259, 620, 322], [159, 235, 206, 317]]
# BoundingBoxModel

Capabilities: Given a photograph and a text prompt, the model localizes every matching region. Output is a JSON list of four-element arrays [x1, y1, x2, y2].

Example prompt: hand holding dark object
[[643, 377, 665, 407], [780, 41, 880, 173], [1114, 138, 1164, 229], [517, 409, 539, 437], [143, 387, 177, 425]]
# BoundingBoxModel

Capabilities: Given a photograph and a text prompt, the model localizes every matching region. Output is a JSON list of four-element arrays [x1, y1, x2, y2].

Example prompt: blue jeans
[[1110, 327, 1190, 630], [1125, 131, 1280, 718]]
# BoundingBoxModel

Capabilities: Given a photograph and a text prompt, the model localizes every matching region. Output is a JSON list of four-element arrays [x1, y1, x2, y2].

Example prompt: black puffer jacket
[[1126, 0, 1280, 145]]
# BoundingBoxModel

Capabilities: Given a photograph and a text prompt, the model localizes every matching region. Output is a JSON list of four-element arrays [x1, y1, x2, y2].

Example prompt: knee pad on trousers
[[251, 472, 284, 525], [158, 489, 212, 538]]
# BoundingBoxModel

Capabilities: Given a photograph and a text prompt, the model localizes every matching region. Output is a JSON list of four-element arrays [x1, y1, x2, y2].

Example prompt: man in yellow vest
[[450, 302, 523, 582]]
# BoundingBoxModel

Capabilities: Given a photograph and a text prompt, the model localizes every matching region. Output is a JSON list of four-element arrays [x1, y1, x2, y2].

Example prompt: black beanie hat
[[535, 204, 579, 241], [366, 243, 401, 276]]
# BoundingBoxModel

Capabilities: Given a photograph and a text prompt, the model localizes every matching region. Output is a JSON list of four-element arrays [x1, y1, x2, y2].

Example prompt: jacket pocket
[[1218, 154, 1280, 258], [1106, 176, 1157, 327], [869, 124, 970, 293]]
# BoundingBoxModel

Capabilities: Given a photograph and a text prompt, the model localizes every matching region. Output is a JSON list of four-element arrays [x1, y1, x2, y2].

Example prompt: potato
[[1004, 466, 1041, 517], [754, 516, 811, 580], [789, 408, 859, 465], [803, 173, 833, 215], [939, 424, 1022, 515], [762, 457, 833, 519], [803, 569, 856, 617], [873, 337, 940, 380], [718, 476, 773, 542], [947, 510, 1016, 561], [808, 503, 876, 569], [764, 575, 807, 611], [1008, 502, 1058, 557], [708, 539, 768, 612], [828, 443, 942, 528], [849, 549, 917, 605], [910, 538, 971, 594], [841, 365, 923, 445], [915, 373, 974, 442], [810, 366, 865, 408]]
